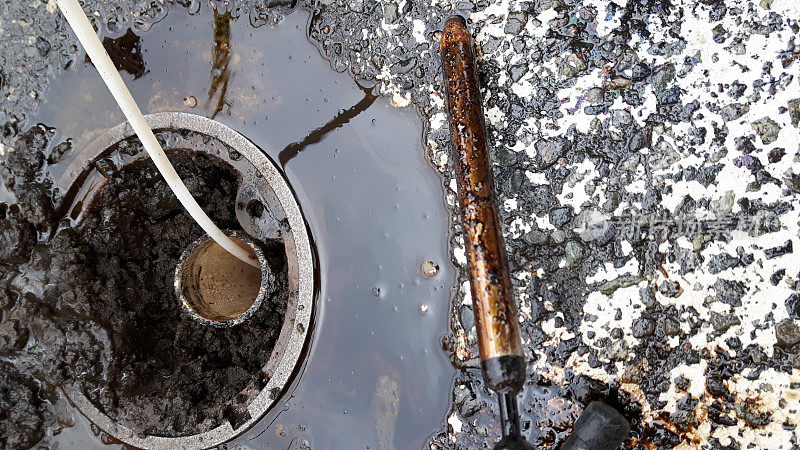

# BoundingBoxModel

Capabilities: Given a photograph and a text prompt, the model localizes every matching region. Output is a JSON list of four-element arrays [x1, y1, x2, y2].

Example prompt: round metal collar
[[59, 112, 314, 449]]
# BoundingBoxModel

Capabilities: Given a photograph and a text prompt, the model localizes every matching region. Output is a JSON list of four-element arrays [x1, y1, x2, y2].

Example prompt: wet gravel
[[2, 0, 800, 448]]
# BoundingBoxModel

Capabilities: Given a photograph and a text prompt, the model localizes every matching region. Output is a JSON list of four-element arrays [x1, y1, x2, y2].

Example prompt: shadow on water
[[278, 78, 379, 167], [30, 4, 455, 449]]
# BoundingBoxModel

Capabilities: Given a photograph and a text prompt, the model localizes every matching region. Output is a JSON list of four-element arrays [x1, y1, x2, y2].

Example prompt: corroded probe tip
[[441, 15, 471, 50]]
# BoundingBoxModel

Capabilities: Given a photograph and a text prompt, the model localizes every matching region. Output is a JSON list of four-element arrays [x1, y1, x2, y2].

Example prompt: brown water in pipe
[[180, 237, 262, 322]]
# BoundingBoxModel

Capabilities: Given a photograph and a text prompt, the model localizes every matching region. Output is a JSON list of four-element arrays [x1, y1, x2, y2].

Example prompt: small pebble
[[420, 260, 439, 277]]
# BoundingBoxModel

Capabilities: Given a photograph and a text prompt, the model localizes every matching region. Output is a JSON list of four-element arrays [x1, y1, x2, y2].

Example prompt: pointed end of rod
[[495, 393, 535, 450]]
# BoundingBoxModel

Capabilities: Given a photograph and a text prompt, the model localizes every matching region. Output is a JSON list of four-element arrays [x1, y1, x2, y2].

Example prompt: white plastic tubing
[[56, 0, 258, 267]]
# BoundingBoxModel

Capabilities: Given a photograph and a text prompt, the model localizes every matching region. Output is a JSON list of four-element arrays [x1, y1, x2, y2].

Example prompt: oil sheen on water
[[23, 5, 456, 449]]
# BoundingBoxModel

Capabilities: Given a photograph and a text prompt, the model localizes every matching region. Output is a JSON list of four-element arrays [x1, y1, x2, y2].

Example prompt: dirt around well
[[1, 133, 287, 441]]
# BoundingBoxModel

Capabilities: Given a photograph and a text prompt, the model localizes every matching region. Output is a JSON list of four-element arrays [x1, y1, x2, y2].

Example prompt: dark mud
[[0, 361, 52, 449], [1, 128, 288, 439]]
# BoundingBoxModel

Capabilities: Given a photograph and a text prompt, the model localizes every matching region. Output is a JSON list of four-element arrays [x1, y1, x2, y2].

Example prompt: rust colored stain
[[206, 10, 232, 119], [440, 17, 524, 362]]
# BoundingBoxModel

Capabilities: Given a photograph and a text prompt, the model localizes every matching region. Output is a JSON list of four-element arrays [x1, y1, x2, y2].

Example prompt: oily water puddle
[[7, 1, 800, 449], [1, 5, 459, 449]]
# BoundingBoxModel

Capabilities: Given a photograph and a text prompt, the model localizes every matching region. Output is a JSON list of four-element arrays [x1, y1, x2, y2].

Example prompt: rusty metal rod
[[440, 15, 532, 449]]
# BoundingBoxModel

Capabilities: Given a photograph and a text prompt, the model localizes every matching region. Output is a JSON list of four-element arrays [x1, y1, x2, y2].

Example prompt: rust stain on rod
[[440, 17, 525, 366]]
